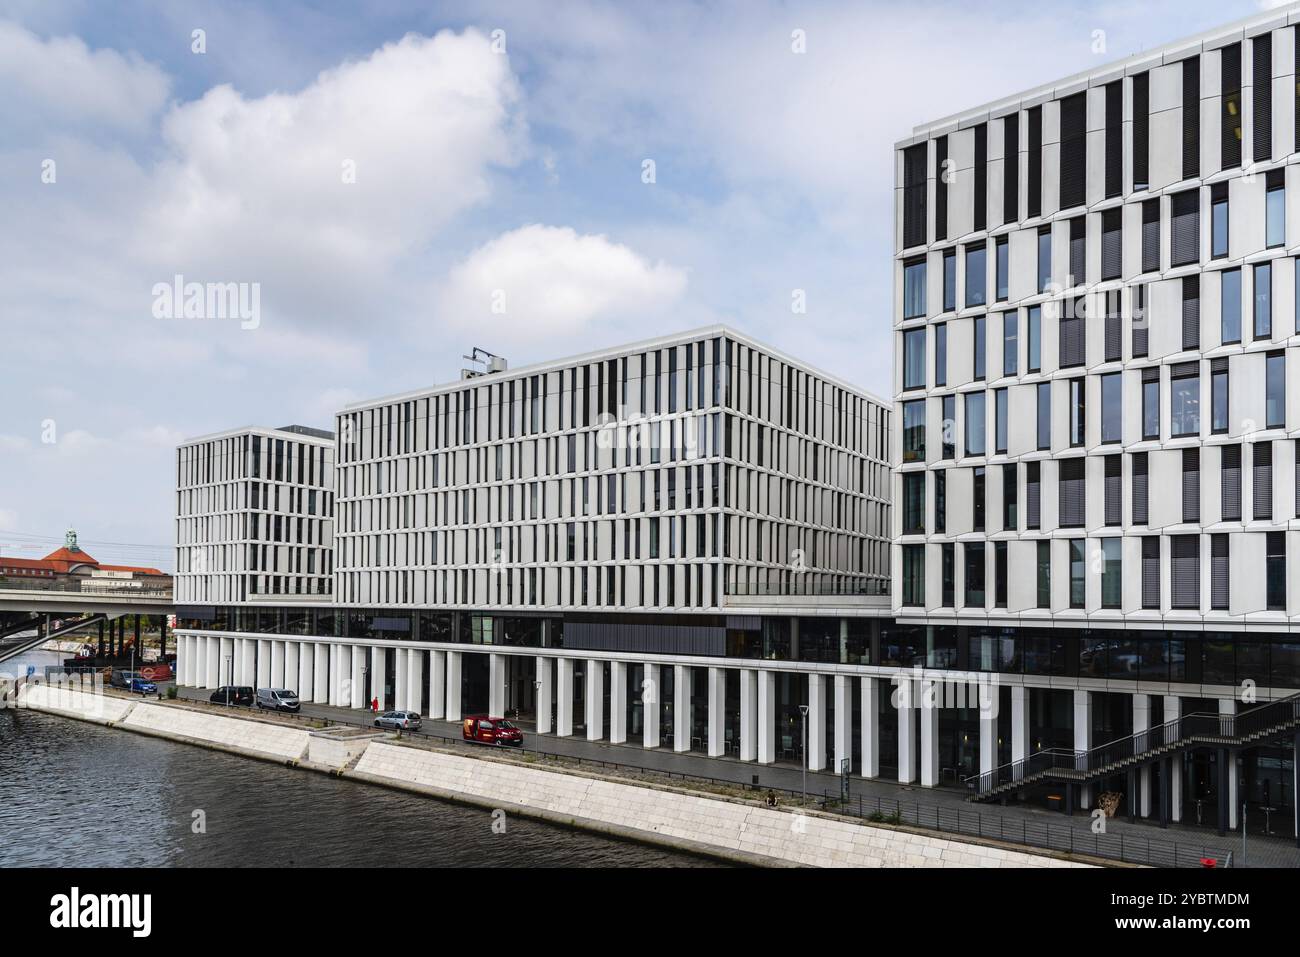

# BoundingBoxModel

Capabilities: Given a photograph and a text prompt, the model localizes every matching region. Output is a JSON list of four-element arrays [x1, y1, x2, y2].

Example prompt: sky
[[0, 0, 1289, 569]]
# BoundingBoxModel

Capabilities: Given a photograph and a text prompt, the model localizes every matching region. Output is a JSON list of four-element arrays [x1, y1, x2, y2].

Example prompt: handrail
[[966, 689, 1300, 797]]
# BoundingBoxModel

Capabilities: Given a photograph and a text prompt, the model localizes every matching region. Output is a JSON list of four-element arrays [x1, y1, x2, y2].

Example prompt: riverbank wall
[[12, 682, 1096, 869]]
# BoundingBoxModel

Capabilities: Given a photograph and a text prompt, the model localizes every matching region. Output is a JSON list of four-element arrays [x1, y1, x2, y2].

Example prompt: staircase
[[0, 613, 109, 665], [966, 690, 1300, 803]]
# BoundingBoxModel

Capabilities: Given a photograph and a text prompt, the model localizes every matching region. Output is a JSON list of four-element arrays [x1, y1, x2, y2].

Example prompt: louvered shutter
[[1141, 200, 1161, 273], [1222, 43, 1242, 169], [1105, 289, 1122, 362], [1003, 114, 1019, 223], [1171, 190, 1200, 266], [1142, 536, 1161, 609], [1060, 300, 1086, 368], [1105, 80, 1123, 198], [1133, 451, 1149, 525], [1254, 441, 1273, 520], [1069, 217, 1086, 286], [1026, 461, 1041, 529], [1253, 35, 1272, 163], [1105, 455, 1122, 526], [903, 144, 927, 249], [1221, 444, 1241, 521], [1182, 448, 1200, 523], [1211, 534, 1230, 610], [935, 136, 948, 242], [1101, 208, 1122, 281], [1182, 275, 1200, 351], [1028, 106, 1043, 219], [1132, 286, 1149, 357], [1133, 72, 1150, 189], [1171, 535, 1200, 609], [974, 123, 987, 232], [1059, 457, 1086, 528], [1060, 93, 1087, 210], [1183, 57, 1201, 180]]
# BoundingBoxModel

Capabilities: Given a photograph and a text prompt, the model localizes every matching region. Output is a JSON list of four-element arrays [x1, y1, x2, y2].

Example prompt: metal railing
[[0, 577, 172, 599], [726, 580, 890, 597]]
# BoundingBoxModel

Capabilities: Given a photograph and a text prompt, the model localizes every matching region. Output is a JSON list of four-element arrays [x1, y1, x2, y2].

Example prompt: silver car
[[374, 710, 421, 730], [256, 688, 300, 712]]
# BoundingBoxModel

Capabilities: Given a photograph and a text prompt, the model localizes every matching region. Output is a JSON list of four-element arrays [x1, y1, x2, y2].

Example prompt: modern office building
[[894, 6, 1300, 831], [176, 326, 899, 775]]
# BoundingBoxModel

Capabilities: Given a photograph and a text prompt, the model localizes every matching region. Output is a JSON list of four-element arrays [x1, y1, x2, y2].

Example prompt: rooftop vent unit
[[460, 347, 508, 380]]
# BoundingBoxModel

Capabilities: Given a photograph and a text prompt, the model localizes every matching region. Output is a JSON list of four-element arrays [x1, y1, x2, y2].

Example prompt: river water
[[0, 651, 722, 868]]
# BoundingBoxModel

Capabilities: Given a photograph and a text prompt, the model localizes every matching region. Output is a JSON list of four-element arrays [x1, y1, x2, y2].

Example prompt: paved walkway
[[177, 687, 1299, 867]]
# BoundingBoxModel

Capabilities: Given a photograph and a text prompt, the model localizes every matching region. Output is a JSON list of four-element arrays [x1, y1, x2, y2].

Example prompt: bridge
[[0, 578, 173, 667]]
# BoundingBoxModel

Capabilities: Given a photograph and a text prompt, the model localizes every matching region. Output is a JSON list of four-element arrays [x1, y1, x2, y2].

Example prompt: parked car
[[374, 710, 421, 731], [108, 669, 134, 690], [256, 688, 300, 712], [130, 676, 158, 694], [109, 670, 156, 694], [462, 715, 523, 747], [209, 686, 255, 706]]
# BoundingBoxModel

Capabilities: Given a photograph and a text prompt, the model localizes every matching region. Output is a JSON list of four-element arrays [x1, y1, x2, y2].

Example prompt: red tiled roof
[[1, 547, 166, 578], [98, 564, 168, 577]]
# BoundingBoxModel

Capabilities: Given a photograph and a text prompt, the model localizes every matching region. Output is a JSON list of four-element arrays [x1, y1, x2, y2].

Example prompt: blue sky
[[0, 0, 1285, 567]]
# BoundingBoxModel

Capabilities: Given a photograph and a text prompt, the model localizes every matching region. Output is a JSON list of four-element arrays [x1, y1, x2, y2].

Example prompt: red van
[[462, 715, 523, 747]]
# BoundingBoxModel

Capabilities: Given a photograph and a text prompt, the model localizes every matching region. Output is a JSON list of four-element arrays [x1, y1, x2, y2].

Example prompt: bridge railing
[[0, 577, 172, 600]]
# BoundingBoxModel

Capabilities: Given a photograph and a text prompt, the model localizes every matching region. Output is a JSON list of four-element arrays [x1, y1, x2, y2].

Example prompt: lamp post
[[534, 678, 542, 729], [361, 665, 369, 712], [224, 655, 233, 706], [798, 703, 810, 807]]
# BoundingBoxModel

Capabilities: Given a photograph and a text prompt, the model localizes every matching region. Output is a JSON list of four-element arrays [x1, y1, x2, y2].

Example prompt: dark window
[[1267, 351, 1286, 429], [1266, 169, 1286, 248], [965, 391, 986, 456], [994, 541, 1008, 608], [1141, 536, 1161, 609], [1254, 35, 1272, 164], [1132, 284, 1149, 357], [903, 472, 925, 534], [1211, 357, 1229, 434], [973, 123, 987, 232], [935, 135, 948, 242], [1037, 225, 1052, 292], [1182, 447, 1200, 524], [941, 543, 955, 606], [902, 257, 927, 319], [1059, 457, 1085, 528], [1059, 92, 1086, 210], [1182, 56, 1200, 180], [1104, 454, 1122, 526], [1036, 381, 1051, 450], [1222, 42, 1243, 170], [1267, 531, 1286, 610], [1105, 79, 1123, 198], [1104, 288, 1122, 363], [934, 323, 947, 386], [903, 327, 926, 390], [1003, 462, 1018, 530], [1026, 461, 1041, 530], [935, 469, 946, 533], [902, 545, 925, 606], [1221, 443, 1241, 521], [973, 467, 986, 532], [1141, 199, 1161, 273], [1170, 190, 1199, 267], [941, 394, 955, 459], [1068, 377, 1085, 447], [995, 236, 1009, 301], [1211, 534, 1229, 610], [1002, 311, 1018, 376], [1060, 297, 1085, 368], [1181, 275, 1200, 351], [1036, 540, 1051, 607], [964, 543, 985, 608], [966, 244, 987, 308], [902, 400, 925, 463], [1133, 452, 1149, 525], [1101, 207, 1122, 281], [973, 315, 986, 380], [1068, 216, 1086, 287], [1254, 261, 1272, 338], [1170, 362, 1200, 438], [1096, 370, 1121, 446], [1132, 71, 1150, 190], [1254, 441, 1274, 521], [1100, 537, 1122, 609], [1221, 268, 1241, 343], [1027, 106, 1043, 218], [1068, 539, 1086, 609], [995, 388, 1008, 454], [1003, 113, 1019, 223], [1171, 535, 1199, 610], [942, 249, 956, 312], [902, 144, 927, 249], [1211, 182, 1229, 259], [1028, 305, 1042, 372], [1141, 366, 1160, 440]]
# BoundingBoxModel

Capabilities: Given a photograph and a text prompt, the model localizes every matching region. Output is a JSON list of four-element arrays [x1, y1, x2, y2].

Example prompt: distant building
[[0, 529, 170, 590]]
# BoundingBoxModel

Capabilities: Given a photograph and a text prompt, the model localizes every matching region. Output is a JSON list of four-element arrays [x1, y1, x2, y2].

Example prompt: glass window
[[941, 395, 955, 459], [1100, 538, 1122, 609], [902, 473, 925, 534], [942, 249, 956, 312], [965, 392, 986, 456], [1027, 306, 1041, 372], [973, 315, 986, 380], [1002, 311, 1018, 376], [1267, 179, 1286, 249], [1211, 190, 1229, 258], [973, 466, 986, 531], [903, 328, 926, 390], [1221, 268, 1241, 344], [1037, 226, 1051, 293], [903, 258, 927, 319], [995, 237, 1009, 301], [1036, 382, 1051, 450], [1069, 539, 1085, 609], [965, 244, 986, 308], [1036, 541, 1051, 608], [995, 388, 1008, 454], [1170, 366, 1200, 437], [935, 470, 947, 533], [964, 543, 986, 607], [1254, 261, 1272, 339], [934, 323, 947, 386], [1101, 372, 1122, 443], [1267, 352, 1285, 429], [1267, 532, 1286, 610], [902, 545, 925, 606], [1069, 378, 1085, 447], [1211, 363, 1229, 434], [1142, 371, 1160, 440], [902, 400, 925, 463], [1002, 462, 1018, 530], [941, 543, 955, 606]]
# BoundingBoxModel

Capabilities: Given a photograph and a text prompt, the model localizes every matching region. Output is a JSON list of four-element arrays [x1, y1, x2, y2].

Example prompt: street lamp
[[798, 703, 810, 807], [224, 655, 233, 706]]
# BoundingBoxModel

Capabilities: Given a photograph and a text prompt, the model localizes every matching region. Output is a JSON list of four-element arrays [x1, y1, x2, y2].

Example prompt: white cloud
[[0, 20, 169, 133], [435, 224, 688, 343]]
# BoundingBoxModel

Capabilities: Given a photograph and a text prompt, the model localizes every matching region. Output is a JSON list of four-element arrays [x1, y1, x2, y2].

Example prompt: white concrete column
[[313, 643, 328, 704], [489, 653, 506, 717], [257, 639, 271, 687], [609, 661, 627, 744], [898, 677, 917, 784], [807, 674, 827, 772], [1220, 698, 1238, 829], [534, 655, 551, 733], [979, 689, 998, 779], [919, 678, 939, 788], [372, 646, 387, 711], [271, 640, 285, 688], [445, 651, 462, 720], [707, 667, 726, 758], [284, 642, 299, 694], [350, 645, 366, 709], [1164, 695, 1182, 822], [860, 676, 879, 778], [833, 674, 852, 774], [428, 650, 446, 720], [407, 648, 423, 715], [757, 670, 776, 764], [642, 662, 660, 747], [740, 668, 757, 761], [298, 642, 314, 702], [179, 635, 191, 686], [585, 659, 604, 741], [1011, 685, 1030, 764], [205, 636, 220, 690], [1074, 688, 1092, 809], [556, 658, 573, 736], [325, 645, 338, 705], [218, 636, 233, 687], [394, 647, 408, 711], [673, 663, 691, 752], [1133, 693, 1152, 817], [241, 638, 257, 686], [193, 636, 205, 688]]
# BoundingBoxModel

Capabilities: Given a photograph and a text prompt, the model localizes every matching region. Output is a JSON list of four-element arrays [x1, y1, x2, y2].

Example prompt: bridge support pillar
[[97, 620, 105, 657], [158, 615, 166, 660], [1159, 757, 1170, 828]]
